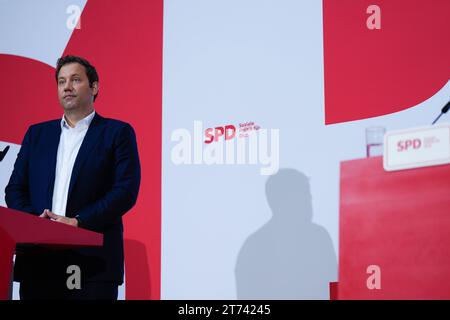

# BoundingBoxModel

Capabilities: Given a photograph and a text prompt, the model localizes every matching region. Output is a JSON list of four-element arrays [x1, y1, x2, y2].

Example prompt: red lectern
[[339, 156, 450, 299], [0, 207, 102, 300]]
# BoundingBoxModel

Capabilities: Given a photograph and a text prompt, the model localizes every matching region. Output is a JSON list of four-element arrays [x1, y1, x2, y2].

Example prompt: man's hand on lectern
[[40, 209, 79, 227]]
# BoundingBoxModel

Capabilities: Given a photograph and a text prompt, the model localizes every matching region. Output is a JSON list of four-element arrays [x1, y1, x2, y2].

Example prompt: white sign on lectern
[[383, 124, 450, 171]]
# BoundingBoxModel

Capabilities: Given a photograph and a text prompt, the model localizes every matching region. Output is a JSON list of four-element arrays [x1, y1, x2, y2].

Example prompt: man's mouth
[[64, 95, 76, 100]]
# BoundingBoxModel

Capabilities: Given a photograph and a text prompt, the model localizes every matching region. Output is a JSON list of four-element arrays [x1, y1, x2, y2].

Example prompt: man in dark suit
[[5, 55, 141, 300]]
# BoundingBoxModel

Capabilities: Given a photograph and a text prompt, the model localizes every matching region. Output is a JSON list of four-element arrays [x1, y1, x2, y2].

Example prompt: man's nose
[[63, 81, 74, 91]]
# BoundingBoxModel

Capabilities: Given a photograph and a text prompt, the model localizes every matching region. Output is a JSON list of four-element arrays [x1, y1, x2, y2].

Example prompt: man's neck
[[64, 107, 94, 128]]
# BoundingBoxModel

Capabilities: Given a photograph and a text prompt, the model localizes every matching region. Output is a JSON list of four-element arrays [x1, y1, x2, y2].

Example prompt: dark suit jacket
[[5, 113, 141, 284]]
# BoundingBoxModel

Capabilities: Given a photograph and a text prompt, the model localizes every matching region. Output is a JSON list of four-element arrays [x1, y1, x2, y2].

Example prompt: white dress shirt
[[52, 110, 95, 216]]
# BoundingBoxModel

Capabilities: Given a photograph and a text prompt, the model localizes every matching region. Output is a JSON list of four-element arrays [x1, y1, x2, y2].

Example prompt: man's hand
[[40, 209, 78, 227]]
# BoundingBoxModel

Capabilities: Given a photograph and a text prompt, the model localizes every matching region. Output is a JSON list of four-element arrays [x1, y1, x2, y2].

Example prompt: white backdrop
[[161, 0, 450, 299]]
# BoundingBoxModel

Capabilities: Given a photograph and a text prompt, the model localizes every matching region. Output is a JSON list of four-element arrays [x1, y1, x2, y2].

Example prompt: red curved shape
[[0, 54, 61, 144], [323, 0, 450, 124]]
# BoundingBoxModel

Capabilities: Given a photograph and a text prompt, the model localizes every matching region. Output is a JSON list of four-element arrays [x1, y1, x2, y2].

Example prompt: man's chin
[[61, 102, 79, 111]]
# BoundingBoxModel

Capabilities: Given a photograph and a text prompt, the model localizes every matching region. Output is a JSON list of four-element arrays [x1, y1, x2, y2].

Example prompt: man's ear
[[91, 81, 99, 96]]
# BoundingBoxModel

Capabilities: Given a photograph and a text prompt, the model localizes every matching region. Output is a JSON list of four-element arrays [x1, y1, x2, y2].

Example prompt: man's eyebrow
[[58, 74, 81, 80]]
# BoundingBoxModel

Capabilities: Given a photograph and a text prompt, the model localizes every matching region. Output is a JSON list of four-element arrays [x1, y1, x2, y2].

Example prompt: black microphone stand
[[432, 101, 450, 125]]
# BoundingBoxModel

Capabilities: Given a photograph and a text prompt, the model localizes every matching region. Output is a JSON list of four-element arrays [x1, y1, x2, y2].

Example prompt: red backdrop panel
[[323, 0, 450, 124]]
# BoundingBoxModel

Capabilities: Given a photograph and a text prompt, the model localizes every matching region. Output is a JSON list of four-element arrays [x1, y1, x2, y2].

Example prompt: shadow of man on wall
[[235, 168, 337, 299]]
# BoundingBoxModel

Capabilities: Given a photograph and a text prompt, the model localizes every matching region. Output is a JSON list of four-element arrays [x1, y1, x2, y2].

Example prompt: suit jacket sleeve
[[5, 127, 36, 215], [76, 123, 141, 231]]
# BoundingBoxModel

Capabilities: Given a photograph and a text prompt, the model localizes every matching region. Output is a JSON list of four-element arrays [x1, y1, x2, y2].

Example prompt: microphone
[[431, 101, 450, 125]]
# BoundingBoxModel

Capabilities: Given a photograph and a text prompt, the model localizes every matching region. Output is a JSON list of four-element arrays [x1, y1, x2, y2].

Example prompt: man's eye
[[58, 81, 65, 85], [73, 78, 80, 82]]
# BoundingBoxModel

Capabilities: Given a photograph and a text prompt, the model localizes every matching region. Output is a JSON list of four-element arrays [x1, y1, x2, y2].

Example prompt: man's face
[[57, 62, 98, 112]]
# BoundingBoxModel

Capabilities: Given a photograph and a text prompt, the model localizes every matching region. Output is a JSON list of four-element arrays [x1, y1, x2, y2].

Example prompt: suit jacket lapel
[[67, 113, 105, 203], [46, 120, 62, 210]]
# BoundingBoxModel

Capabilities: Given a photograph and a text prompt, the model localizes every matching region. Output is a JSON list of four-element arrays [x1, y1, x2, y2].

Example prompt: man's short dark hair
[[55, 55, 99, 101]]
